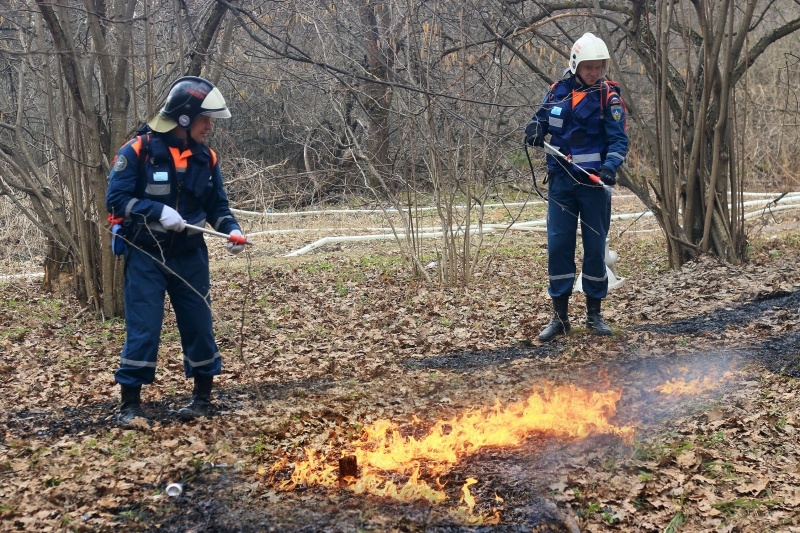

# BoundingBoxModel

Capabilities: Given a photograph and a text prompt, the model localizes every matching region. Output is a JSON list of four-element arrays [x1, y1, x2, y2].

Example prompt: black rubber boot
[[586, 297, 612, 335], [539, 297, 571, 342], [116, 385, 148, 427], [178, 375, 213, 420]]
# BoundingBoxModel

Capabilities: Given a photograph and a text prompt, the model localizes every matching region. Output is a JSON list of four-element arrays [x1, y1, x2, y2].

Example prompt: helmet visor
[[200, 87, 231, 118]]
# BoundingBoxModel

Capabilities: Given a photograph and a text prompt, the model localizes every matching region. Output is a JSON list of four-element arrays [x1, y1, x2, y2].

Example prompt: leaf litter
[[1, 228, 800, 531]]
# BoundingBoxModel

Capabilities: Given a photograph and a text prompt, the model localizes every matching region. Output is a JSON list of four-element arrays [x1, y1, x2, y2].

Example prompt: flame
[[654, 372, 732, 396], [450, 477, 501, 525], [350, 465, 447, 504], [461, 477, 478, 511], [274, 383, 632, 522]]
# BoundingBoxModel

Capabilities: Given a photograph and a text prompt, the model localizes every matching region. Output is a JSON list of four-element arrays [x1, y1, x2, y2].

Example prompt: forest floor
[[2, 194, 800, 532]]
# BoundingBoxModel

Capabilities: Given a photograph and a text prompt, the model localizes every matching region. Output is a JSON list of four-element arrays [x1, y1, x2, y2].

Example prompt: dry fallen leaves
[[2, 226, 800, 530]]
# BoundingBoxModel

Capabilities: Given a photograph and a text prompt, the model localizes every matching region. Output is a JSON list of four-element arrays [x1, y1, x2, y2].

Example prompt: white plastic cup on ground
[[165, 483, 183, 497]]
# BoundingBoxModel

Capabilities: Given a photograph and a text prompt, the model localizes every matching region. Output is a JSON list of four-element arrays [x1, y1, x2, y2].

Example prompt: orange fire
[[654, 372, 731, 396], [274, 383, 633, 523]]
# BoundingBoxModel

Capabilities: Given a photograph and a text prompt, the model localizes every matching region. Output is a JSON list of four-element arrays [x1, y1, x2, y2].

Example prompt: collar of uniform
[[569, 75, 599, 92], [160, 132, 211, 162], [158, 132, 186, 149]]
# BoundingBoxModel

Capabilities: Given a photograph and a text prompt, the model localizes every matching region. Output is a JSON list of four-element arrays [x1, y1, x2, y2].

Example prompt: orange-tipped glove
[[226, 229, 246, 255]]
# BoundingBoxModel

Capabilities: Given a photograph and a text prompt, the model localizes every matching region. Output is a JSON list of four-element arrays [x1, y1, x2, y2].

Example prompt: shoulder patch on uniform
[[611, 105, 623, 122], [608, 94, 621, 105], [113, 155, 128, 172]]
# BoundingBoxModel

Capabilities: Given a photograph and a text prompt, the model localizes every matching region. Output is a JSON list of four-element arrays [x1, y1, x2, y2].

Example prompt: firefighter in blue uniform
[[524, 33, 629, 342], [106, 76, 246, 425]]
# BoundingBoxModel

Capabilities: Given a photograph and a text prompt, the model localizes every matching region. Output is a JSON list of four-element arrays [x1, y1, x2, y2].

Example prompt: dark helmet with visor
[[149, 76, 231, 133]]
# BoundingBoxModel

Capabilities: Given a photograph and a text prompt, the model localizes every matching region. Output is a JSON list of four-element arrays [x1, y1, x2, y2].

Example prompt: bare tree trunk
[[653, 0, 684, 267], [0, 0, 230, 317], [187, 0, 230, 76], [358, 0, 394, 171], [619, 0, 761, 266]]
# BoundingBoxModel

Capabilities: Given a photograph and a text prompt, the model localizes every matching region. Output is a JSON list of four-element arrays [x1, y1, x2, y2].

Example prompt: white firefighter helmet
[[569, 33, 610, 74]]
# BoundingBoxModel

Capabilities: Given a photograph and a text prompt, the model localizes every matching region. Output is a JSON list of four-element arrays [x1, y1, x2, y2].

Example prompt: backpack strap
[[600, 81, 624, 110], [133, 133, 151, 167], [546, 80, 570, 107], [135, 131, 216, 169], [600, 80, 627, 130]]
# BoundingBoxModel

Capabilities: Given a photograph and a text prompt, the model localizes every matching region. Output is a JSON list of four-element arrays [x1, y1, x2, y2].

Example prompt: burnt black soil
[[634, 289, 799, 335], [635, 289, 800, 376]]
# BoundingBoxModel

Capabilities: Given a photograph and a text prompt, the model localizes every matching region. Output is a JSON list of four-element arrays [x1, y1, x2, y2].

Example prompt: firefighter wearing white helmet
[[106, 76, 246, 427], [523, 33, 629, 342], [569, 32, 611, 75]]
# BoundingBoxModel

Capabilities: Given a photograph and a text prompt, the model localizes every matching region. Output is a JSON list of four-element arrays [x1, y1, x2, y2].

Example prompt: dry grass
[[0, 197, 45, 277]]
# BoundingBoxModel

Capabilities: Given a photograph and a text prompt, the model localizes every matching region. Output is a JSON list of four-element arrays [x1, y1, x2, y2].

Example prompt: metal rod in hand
[[542, 141, 606, 187], [184, 223, 252, 245]]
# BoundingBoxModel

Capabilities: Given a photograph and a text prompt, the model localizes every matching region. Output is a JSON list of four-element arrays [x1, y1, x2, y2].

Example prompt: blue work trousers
[[546, 170, 611, 300], [115, 245, 222, 387]]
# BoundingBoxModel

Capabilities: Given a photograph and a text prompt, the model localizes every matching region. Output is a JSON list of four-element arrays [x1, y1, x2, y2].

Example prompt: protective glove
[[111, 224, 126, 256], [159, 205, 186, 232], [598, 166, 617, 187], [524, 122, 545, 147], [226, 229, 246, 255]]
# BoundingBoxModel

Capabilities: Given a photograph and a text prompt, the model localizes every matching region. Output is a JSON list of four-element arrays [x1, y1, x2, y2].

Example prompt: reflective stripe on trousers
[[115, 245, 222, 387], [546, 170, 611, 300]]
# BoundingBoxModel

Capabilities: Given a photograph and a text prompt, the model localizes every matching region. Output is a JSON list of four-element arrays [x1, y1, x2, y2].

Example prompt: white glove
[[226, 229, 246, 255], [159, 205, 185, 232]]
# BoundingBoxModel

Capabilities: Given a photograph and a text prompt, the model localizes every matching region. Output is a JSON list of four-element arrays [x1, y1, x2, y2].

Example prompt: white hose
[[4, 193, 800, 278], [0, 272, 44, 280]]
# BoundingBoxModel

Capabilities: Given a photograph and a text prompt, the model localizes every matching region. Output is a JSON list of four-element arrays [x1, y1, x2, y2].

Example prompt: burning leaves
[[273, 383, 634, 522], [655, 376, 720, 396], [653, 370, 734, 396]]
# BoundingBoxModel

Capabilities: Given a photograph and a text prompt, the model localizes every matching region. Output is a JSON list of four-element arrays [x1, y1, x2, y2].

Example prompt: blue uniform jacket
[[526, 76, 628, 177], [105, 132, 240, 255]]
